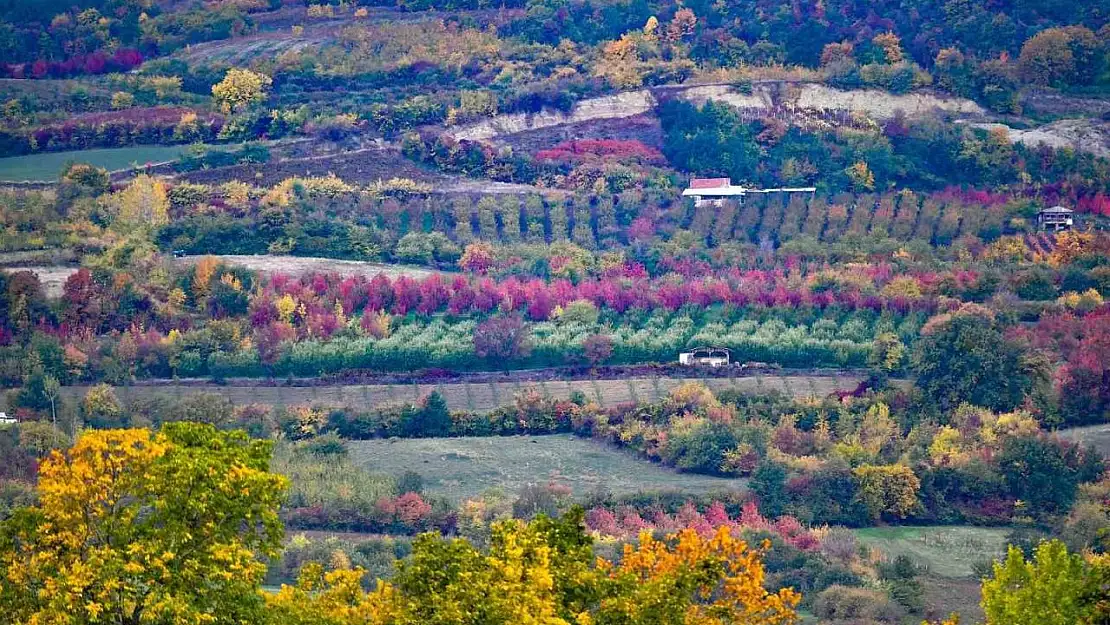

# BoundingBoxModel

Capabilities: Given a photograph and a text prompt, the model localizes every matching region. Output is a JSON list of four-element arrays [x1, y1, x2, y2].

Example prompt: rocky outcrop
[[450, 90, 657, 141], [972, 119, 1110, 158], [790, 84, 985, 119], [448, 82, 987, 142]]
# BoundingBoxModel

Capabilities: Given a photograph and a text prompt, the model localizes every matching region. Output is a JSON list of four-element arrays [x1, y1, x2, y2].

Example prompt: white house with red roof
[[681, 177, 816, 206]]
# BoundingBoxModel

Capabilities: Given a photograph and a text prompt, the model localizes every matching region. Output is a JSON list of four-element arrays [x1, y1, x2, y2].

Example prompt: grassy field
[[1058, 423, 1110, 457], [853, 526, 1009, 578], [852, 525, 1012, 624], [0, 146, 192, 182], [348, 434, 741, 501], [33, 374, 865, 413]]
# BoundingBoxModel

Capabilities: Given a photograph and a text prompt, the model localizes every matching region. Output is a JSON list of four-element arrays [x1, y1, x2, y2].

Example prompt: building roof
[[1040, 205, 1074, 214], [688, 177, 731, 190]]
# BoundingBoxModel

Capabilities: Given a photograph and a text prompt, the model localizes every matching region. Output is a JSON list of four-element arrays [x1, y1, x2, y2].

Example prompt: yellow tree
[[106, 174, 169, 232], [872, 32, 904, 63], [265, 509, 800, 625], [853, 463, 920, 520], [0, 423, 288, 625], [212, 68, 273, 113]]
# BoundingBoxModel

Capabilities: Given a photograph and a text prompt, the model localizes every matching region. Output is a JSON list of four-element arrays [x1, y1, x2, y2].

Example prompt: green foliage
[[912, 305, 1047, 413], [0, 423, 288, 625], [981, 540, 1106, 625], [996, 435, 1084, 515], [659, 100, 761, 183]]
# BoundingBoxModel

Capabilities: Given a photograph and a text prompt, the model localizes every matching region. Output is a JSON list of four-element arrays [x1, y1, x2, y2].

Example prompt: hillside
[[1, 1, 1109, 625]]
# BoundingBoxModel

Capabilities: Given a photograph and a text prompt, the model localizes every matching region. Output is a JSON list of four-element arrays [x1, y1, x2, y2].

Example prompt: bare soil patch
[[0, 265, 80, 297], [35, 374, 865, 414], [172, 254, 442, 280]]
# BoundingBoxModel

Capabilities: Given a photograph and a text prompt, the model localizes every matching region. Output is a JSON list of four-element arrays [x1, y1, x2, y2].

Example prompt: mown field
[[0, 145, 192, 182], [853, 525, 1010, 623], [347, 434, 740, 501], [853, 526, 1009, 579], [29, 374, 865, 413]]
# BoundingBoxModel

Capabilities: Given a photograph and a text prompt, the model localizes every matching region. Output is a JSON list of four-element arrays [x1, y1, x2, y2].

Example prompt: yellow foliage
[[211, 68, 273, 113], [0, 425, 288, 625], [221, 180, 255, 209], [928, 425, 969, 466], [606, 527, 801, 624], [106, 174, 169, 231], [266, 515, 799, 625], [277, 294, 298, 324], [1050, 229, 1095, 267], [881, 276, 923, 299], [853, 463, 920, 519], [981, 235, 1029, 263], [193, 255, 220, 298], [1058, 288, 1104, 313], [846, 161, 875, 191]]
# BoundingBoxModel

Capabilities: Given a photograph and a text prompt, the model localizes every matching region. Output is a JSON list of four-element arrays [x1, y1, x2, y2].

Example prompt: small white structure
[[1037, 205, 1074, 232], [0, 412, 16, 426], [679, 346, 731, 367], [681, 177, 816, 207]]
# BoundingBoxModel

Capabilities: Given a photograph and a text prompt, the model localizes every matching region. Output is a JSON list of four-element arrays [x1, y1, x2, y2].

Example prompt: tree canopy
[[0, 423, 288, 625]]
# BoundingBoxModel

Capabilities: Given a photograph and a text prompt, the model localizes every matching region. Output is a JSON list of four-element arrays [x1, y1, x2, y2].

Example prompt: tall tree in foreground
[[981, 540, 1109, 625], [266, 508, 801, 625], [0, 423, 288, 625]]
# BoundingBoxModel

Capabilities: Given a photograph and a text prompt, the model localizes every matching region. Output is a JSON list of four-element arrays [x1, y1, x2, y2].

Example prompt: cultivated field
[[1058, 423, 1110, 456], [348, 434, 740, 501], [35, 374, 865, 413], [853, 526, 1009, 578], [0, 145, 192, 182]]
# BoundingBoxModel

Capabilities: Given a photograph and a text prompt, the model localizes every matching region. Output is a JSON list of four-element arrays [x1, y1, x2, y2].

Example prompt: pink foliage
[[536, 139, 666, 165], [394, 492, 433, 524], [585, 500, 819, 551]]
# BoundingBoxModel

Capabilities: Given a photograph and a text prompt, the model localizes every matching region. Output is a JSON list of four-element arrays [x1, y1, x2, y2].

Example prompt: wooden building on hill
[[1037, 205, 1074, 232]]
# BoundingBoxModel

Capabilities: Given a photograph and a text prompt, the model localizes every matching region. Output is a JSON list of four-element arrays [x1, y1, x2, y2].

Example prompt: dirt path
[[0, 265, 80, 297], [23, 374, 867, 413], [2, 256, 443, 297], [173, 254, 444, 280], [1057, 423, 1110, 457]]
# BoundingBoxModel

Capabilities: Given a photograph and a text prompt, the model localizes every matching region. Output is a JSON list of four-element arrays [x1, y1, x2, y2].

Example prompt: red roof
[[688, 177, 731, 189]]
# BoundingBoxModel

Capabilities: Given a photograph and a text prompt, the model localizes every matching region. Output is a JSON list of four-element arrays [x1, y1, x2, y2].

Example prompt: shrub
[[812, 585, 904, 623]]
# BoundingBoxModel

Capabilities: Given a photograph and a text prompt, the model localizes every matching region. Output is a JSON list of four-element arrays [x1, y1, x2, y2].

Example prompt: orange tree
[[266, 508, 800, 625], [0, 423, 288, 625]]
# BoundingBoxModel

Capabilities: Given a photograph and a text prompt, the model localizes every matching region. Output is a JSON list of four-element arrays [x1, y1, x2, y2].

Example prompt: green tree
[[401, 391, 452, 437], [0, 423, 288, 625], [982, 540, 1105, 625], [996, 435, 1083, 515], [853, 463, 920, 520], [912, 304, 1047, 412]]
